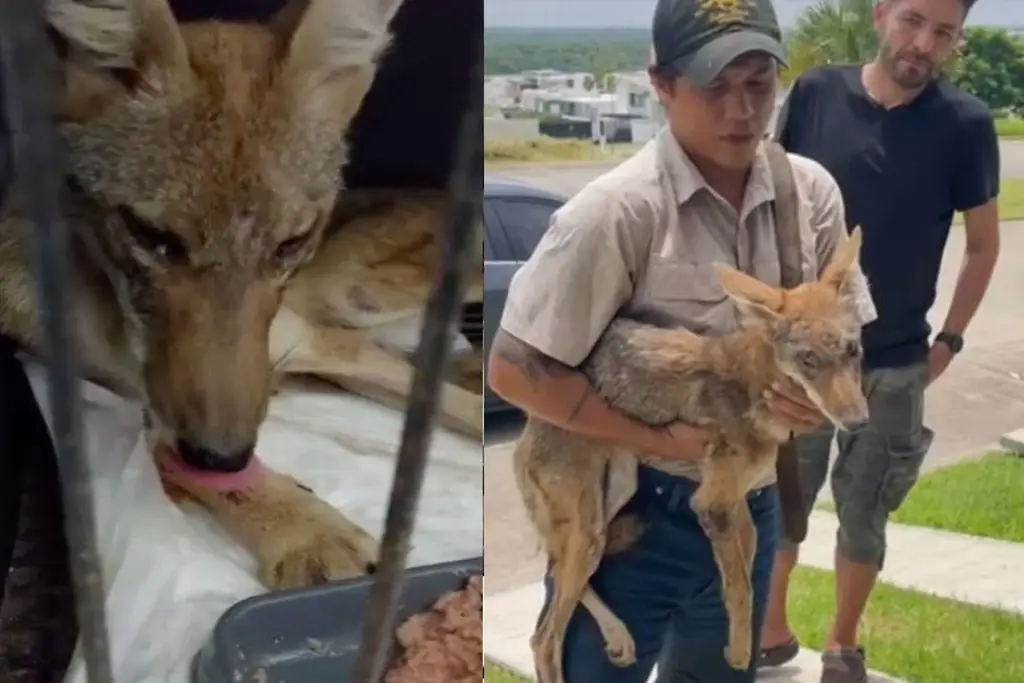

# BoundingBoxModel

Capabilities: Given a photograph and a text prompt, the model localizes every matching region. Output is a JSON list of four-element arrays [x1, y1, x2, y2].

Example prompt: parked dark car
[[483, 175, 569, 414]]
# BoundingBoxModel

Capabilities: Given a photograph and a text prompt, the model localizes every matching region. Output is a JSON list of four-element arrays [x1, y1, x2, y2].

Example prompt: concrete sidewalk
[[799, 511, 1024, 614], [484, 581, 903, 683], [485, 509, 1024, 682]]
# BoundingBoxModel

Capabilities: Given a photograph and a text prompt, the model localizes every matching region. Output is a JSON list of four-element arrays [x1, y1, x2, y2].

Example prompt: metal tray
[[191, 556, 483, 683]]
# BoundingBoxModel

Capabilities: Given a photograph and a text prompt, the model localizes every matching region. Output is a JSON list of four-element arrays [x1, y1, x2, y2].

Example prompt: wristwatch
[[934, 331, 964, 355]]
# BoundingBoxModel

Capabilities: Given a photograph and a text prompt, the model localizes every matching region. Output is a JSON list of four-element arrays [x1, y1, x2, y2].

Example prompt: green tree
[[782, 0, 877, 84], [946, 27, 1024, 112]]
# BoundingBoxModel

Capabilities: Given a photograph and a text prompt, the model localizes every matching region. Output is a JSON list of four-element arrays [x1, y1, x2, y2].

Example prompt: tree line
[[485, 4, 1024, 114], [485, 28, 651, 80]]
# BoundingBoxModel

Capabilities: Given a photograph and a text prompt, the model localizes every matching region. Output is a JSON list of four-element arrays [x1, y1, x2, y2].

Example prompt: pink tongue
[[155, 444, 265, 493]]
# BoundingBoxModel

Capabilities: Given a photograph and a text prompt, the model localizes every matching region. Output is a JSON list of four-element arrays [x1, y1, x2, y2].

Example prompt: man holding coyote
[[487, 0, 878, 680], [489, 1, 998, 683]]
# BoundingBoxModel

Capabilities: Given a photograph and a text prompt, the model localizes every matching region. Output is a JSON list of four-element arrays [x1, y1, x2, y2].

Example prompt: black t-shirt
[[775, 65, 999, 369]]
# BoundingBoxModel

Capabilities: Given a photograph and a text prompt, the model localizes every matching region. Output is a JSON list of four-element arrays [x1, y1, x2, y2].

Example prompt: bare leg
[[827, 553, 877, 649], [761, 547, 799, 648]]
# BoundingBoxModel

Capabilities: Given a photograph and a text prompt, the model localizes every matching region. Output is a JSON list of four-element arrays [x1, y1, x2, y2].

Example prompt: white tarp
[[17, 358, 482, 683]]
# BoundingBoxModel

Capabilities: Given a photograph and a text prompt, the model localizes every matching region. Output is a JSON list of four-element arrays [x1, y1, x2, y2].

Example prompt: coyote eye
[[273, 211, 321, 265], [795, 350, 819, 369], [117, 206, 189, 265], [273, 230, 313, 263]]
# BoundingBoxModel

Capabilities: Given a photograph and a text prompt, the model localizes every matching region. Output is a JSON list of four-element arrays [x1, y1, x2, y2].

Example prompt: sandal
[[757, 637, 800, 668]]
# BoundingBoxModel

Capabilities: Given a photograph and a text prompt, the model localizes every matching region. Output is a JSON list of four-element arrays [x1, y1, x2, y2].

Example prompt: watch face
[[940, 334, 963, 353]]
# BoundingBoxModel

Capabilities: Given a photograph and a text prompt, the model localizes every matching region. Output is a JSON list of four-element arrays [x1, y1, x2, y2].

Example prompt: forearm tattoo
[[492, 330, 591, 422], [491, 329, 575, 386]]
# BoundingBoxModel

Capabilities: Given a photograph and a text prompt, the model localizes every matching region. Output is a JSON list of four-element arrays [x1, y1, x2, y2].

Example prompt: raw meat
[[383, 575, 483, 683]]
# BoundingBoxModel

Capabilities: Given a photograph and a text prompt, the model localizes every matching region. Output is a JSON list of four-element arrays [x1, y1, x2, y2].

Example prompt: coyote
[[514, 228, 869, 683], [0, 0, 481, 591]]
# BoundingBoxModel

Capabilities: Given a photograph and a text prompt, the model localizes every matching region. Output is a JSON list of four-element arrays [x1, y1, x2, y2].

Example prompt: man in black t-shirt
[[758, 1, 1001, 682]]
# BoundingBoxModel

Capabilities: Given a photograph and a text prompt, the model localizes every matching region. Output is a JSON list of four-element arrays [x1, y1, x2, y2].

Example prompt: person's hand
[[765, 378, 825, 435], [644, 422, 712, 462], [926, 342, 954, 387]]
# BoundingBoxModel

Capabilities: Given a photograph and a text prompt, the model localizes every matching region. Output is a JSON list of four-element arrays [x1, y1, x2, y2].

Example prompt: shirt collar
[[657, 126, 775, 217]]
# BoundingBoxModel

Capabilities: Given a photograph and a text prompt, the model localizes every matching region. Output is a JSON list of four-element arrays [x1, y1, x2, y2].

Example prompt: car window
[[490, 198, 561, 261], [483, 201, 513, 261], [483, 222, 495, 261]]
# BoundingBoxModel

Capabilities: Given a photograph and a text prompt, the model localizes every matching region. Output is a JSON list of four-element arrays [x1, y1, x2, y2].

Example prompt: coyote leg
[[580, 584, 637, 667], [162, 467, 379, 590], [537, 519, 637, 681], [692, 455, 756, 671], [534, 540, 594, 683], [270, 305, 481, 438]]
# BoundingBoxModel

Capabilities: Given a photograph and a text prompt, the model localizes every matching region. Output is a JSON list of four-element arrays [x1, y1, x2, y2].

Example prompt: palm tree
[[783, 0, 878, 83]]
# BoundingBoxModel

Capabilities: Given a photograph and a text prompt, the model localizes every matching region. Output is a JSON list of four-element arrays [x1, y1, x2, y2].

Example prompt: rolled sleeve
[[809, 165, 878, 326], [498, 186, 638, 367]]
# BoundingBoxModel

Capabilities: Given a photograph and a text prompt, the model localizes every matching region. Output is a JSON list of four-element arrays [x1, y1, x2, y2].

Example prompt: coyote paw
[[256, 500, 379, 590], [603, 619, 636, 667], [530, 636, 558, 683], [724, 638, 752, 670]]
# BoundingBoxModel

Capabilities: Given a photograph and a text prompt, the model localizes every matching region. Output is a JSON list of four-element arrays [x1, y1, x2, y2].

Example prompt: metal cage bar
[[0, 2, 115, 682], [351, 33, 483, 683], [0, 3, 483, 683]]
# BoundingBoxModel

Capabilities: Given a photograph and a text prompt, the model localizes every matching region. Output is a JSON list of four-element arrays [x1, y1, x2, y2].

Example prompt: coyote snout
[[144, 279, 281, 472]]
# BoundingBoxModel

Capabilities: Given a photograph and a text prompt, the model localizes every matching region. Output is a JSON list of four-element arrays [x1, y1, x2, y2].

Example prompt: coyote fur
[[514, 228, 869, 683], [0, 0, 481, 591]]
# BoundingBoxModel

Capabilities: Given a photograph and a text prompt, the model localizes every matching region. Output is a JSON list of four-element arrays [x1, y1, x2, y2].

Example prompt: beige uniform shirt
[[500, 127, 877, 502]]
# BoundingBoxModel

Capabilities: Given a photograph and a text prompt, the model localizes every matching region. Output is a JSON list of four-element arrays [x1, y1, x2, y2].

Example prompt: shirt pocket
[[639, 259, 736, 335]]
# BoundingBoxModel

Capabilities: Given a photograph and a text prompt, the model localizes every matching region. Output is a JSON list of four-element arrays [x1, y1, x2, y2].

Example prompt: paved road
[[489, 139, 1024, 195], [483, 147, 1024, 595]]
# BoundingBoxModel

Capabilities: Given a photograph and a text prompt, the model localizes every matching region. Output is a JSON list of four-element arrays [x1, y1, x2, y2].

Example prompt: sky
[[484, 0, 1024, 29]]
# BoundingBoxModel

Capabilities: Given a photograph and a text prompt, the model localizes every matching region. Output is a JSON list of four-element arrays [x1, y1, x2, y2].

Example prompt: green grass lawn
[[484, 138, 643, 167], [485, 660, 530, 683], [995, 117, 1024, 139], [788, 566, 1024, 683], [891, 451, 1024, 542], [953, 176, 1024, 223], [818, 451, 1024, 543]]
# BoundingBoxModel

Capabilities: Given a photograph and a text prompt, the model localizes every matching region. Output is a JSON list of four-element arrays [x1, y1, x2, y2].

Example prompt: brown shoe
[[757, 636, 800, 668], [821, 646, 868, 683]]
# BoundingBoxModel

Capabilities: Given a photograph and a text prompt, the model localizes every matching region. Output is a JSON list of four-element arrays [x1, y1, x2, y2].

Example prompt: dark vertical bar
[[0, 3, 114, 683], [350, 29, 483, 683]]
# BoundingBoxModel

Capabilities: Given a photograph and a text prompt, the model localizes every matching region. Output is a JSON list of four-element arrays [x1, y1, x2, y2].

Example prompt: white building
[[518, 69, 595, 92], [520, 89, 617, 120]]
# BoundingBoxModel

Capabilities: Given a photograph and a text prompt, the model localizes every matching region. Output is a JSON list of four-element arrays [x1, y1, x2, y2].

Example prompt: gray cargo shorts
[[776, 361, 934, 569]]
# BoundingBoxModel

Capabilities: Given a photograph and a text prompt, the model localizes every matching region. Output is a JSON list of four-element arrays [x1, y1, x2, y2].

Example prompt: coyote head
[[47, 0, 405, 471], [716, 227, 871, 430]]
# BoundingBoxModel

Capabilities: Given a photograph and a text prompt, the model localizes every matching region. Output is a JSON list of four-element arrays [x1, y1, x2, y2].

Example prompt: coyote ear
[[819, 226, 863, 292], [273, 0, 406, 126], [48, 0, 190, 120], [714, 263, 784, 325]]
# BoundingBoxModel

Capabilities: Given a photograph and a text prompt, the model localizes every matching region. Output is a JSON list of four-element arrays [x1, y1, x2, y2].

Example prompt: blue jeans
[[537, 465, 780, 683]]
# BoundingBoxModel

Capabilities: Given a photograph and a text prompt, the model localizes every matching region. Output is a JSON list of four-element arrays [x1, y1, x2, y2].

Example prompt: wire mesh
[[0, 2, 482, 683]]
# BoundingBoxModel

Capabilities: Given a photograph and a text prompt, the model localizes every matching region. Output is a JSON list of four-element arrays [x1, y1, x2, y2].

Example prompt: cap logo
[[695, 0, 753, 26]]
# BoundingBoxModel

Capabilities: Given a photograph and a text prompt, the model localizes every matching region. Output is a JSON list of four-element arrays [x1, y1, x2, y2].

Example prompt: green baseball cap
[[652, 0, 787, 87]]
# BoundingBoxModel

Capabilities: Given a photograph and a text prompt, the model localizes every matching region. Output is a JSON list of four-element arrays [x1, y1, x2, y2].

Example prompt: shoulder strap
[[764, 142, 804, 289], [763, 141, 811, 545]]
